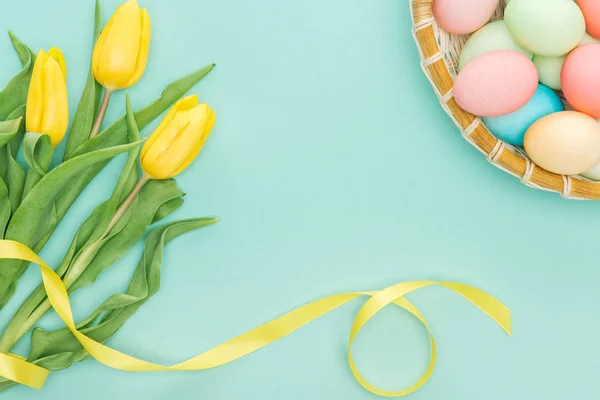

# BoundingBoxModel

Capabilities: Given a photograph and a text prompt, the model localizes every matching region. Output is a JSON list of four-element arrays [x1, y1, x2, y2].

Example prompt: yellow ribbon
[[0, 240, 511, 396]]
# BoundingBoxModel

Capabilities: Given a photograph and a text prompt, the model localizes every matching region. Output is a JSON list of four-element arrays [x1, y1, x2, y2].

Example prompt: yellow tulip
[[92, 0, 151, 90], [26, 48, 69, 147], [140, 95, 216, 180]]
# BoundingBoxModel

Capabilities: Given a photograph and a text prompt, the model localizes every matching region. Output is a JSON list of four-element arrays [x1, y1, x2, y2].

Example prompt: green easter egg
[[459, 21, 533, 70], [531, 32, 600, 91], [505, 0, 585, 56], [581, 32, 600, 46], [532, 55, 565, 90]]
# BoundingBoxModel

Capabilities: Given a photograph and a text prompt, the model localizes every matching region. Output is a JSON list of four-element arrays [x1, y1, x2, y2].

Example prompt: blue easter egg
[[483, 84, 565, 146]]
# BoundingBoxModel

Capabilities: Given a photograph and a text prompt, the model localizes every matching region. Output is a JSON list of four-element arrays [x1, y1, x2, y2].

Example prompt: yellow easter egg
[[524, 111, 600, 175]]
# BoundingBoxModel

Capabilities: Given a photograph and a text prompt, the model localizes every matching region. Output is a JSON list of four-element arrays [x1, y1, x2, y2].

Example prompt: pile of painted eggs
[[433, 0, 600, 179]]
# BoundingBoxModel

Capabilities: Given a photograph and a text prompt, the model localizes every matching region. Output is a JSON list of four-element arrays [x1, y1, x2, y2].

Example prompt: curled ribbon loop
[[0, 240, 511, 396]]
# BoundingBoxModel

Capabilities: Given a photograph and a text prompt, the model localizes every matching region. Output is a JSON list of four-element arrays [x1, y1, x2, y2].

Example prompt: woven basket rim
[[410, 0, 600, 200]]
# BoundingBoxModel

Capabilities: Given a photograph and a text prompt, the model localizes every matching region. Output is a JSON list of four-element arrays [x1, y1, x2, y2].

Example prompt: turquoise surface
[[0, 0, 599, 399]]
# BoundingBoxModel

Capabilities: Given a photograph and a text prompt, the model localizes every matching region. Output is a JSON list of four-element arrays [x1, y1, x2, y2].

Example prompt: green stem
[[0, 174, 151, 353], [89, 88, 113, 139]]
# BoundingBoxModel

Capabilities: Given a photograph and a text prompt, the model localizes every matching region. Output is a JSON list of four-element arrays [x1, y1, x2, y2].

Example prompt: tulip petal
[[142, 112, 191, 168], [140, 97, 215, 180], [171, 108, 216, 177], [140, 95, 198, 160], [125, 8, 151, 88], [47, 47, 67, 81], [41, 58, 69, 147], [96, 0, 142, 90], [140, 107, 178, 160], [26, 50, 48, 133], [174, 95, 200, 111], [92, 14, 116, 84], [156, 105, 214, 178]]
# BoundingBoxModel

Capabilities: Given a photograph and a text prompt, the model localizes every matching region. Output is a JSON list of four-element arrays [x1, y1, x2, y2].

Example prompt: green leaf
[[9, 141, 143, 245], [31, 202, 58, 253], [22, 132, 53, 176], [0, 118, 22, 149], [0, 178, 10, 238], [28, 218, 218, 367], [153, 197, 184, 224], [8, 31, 34, 67], [4, 147, 25, 214], [21, 132, 54, 200], [0, 32, 35, 121], [0, 141, 142, 304], [0, 117, 24, 200], [63, 0, 103, 161], [5, 105, 27, 158], [0, 34, 34, 184]]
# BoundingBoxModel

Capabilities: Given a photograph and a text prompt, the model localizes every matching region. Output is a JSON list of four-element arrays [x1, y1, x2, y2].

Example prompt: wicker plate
[[410, 0, 600, 200]]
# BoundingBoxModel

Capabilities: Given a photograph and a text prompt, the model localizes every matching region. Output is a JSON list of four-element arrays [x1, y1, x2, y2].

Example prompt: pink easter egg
[[454, 50, 538, 117], [576, 0, 600, 39], [433, 0, 500, 35], [562, 44, 600, 118]]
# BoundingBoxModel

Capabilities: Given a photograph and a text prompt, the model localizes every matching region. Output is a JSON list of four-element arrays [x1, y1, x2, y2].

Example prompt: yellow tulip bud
[[140, 95, 216, 180], [92, 0, 151, 90], [26, 48, 69, 147]]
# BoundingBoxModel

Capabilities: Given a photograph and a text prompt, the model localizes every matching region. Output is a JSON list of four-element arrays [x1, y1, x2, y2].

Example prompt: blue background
[[0, 0, 599, 399]]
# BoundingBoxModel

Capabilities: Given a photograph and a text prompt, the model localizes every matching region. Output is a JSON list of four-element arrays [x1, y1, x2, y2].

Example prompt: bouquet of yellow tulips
[[0, 1, 516, 397], [0, 0, 216, 391]]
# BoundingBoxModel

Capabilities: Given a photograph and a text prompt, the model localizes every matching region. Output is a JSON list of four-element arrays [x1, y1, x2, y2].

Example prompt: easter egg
[[580, 32, 600, 46], [483, 84, 564, 146], [454, 51, 538, 117], [584, 119, 600, 180], [576, 0, 600, 39], [562, 44, 600, 118], [524, 111, 600, 175], [433, 0, 499, 35], [505, 0, 585, 56], [533, 56, 564, 91], [458, 21, 533, 71], [532, 34, 600, 91]]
